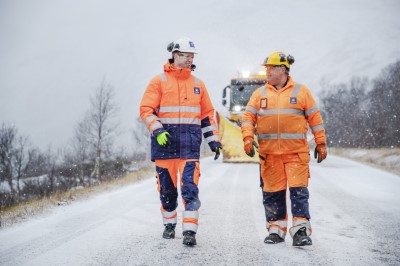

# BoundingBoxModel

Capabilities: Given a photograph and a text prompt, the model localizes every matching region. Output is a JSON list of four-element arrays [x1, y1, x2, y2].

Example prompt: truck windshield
[[230, 84, 261, 107]]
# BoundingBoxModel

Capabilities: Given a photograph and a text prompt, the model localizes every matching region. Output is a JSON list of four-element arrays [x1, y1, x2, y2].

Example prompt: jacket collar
[[163, 60, 192, 80], [267, 76, 295, 92]]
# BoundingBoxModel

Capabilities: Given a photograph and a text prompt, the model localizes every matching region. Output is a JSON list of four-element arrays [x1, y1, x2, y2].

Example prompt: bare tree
[[320, 60, 400, 148], [70, 117, 92, 185], [368, 60, 400, 147], [14, 136, 29, 197], [24, 148, 48, 177], [0, 123, 17, 195], [84, 78, 119, 181]]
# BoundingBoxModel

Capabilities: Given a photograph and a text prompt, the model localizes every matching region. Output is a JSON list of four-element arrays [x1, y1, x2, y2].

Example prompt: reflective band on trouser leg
[[182, 210, 199, 233], [267, 219, 288, 239], [289, 218, 312, 238], [161, 209, 177, 225]]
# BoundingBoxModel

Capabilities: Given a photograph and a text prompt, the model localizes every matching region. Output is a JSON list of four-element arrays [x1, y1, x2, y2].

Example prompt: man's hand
[[244, 137, 258, 157], [213, 147, 222, 160], [211, 143, 222, 160], [156, 132, 172, 147], [314, 143, 327, 163]]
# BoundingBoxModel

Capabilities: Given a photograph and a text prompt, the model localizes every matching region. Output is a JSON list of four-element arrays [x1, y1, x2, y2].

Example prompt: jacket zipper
[[277, 91, 281, 152]]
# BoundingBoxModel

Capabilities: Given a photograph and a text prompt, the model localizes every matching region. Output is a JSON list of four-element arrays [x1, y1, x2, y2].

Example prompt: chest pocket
[[159, 73, 202, 104]]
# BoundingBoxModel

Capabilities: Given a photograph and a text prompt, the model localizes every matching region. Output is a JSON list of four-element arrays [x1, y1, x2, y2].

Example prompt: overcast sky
[[1, 0, 399, 150]]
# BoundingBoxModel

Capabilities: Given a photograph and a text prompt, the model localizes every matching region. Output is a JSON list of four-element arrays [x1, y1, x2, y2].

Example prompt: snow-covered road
[[1, 155, 399, 265]]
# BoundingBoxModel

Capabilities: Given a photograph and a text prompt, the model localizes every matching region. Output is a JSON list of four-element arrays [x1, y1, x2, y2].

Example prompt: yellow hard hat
[[261, 51, 295, 69]]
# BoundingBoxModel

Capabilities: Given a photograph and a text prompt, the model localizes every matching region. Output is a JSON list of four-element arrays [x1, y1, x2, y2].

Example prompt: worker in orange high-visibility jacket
[[140, 37, 221, 246], [241, 51, 327, 246]]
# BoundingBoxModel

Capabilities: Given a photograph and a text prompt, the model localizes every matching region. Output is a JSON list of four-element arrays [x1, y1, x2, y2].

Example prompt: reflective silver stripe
[[162, 209, 177, 218], [257, 133, 278, 140], [182, 223, 198, 233], [159, 106, 201, 113], [257, 133, 306, 140], [183, 210, 199, 219], [305, 105, 318, 117], [182, 210, 199, 233], [201, 125, 217, 133], [245, 106, 257, 114], [145, 115, 159, 126], [149, 122, 163, 132], [163, 216, 177, 225], [258, 108, 305, 116], [289, 220, 311, 238], [205, 135, 220, 143], [267, 220, 287, 239], [269, 226, 286, 238], [161, 210, 177, 225], [159, 73, 167, 81], [270, 228, 286, 238], [260, 86, 267, 97], [159, 118, 201, 125], [311, 124, 324, 131], [242, 121, 253, 126], [193, 76, 200, 84], [267, 220, 287, 228], [291, 83, 302, 97], [292, 219, 310, 228], [281, 133, 306, 139]]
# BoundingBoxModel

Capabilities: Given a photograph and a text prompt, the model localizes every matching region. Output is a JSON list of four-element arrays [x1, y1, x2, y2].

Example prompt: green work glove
[[156, 132, 172, 148]]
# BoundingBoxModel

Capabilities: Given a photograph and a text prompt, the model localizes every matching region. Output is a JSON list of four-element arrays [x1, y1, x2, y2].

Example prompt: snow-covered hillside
[[0, 156, 399, 265]]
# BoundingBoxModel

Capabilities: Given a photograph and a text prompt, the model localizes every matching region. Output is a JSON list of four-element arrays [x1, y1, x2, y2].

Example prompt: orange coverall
[[241, 76, 326, 239], [140, 60, 220, 233]]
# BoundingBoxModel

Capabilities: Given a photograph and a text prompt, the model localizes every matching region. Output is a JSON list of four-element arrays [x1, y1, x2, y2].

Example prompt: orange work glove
[[314, 143, 327, 163], [244, 137, 258, 157]]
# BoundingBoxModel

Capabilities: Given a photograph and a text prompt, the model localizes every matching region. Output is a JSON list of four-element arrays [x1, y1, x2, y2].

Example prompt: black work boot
[[182, 231, 197, 246], [292, 227, 312, 246], [264, 233, 285, 244], [162, 224, 176, 239]]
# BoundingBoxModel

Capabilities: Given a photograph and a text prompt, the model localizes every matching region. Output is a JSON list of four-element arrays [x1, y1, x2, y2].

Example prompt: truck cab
[[222, 73, 267, 126]]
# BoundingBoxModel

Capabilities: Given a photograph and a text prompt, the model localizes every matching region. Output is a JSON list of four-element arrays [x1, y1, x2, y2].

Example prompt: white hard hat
[[167, 37, 197, 54]]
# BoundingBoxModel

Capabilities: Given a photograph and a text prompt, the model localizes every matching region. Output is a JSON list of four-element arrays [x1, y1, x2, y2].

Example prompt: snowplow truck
[[216, 73, 267, 162]]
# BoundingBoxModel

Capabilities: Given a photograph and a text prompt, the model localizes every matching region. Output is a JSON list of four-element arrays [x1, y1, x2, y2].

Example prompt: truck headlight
[[233, 105, 242, 112]]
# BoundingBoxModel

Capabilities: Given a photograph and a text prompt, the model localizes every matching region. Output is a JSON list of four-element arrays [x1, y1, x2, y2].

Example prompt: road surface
[[1, 155, 399, 265]]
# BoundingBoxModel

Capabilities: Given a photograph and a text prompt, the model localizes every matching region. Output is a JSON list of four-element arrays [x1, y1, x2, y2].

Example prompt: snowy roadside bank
[[0, 169, 153, 228], [329, 148, 400, 177]]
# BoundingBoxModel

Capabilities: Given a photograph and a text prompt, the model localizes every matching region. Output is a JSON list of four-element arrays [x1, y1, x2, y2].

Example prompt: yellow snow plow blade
[[217, 112, 259, 163]]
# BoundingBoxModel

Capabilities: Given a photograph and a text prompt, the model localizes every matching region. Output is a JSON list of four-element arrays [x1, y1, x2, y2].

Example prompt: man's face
[[174, 52, 195, 69], [265, 65, 285, 85]]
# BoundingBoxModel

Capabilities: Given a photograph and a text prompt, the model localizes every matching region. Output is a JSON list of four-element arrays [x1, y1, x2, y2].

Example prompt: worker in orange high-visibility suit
[[140, 37, 221, 246], [241, 51, 327, 246]]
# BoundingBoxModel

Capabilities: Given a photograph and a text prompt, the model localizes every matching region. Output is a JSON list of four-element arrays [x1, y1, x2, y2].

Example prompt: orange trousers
[[260, 153, 310, 192]]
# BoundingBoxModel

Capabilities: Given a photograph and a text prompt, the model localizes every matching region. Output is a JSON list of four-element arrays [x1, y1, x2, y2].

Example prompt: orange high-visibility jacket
[[241, 77, 326, 155], [140, 61, 220, 161]]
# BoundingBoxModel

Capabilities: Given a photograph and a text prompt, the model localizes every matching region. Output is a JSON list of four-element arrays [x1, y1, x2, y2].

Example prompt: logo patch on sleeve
[[194, 87, 200, 94], [290, 97, 297, 104]]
